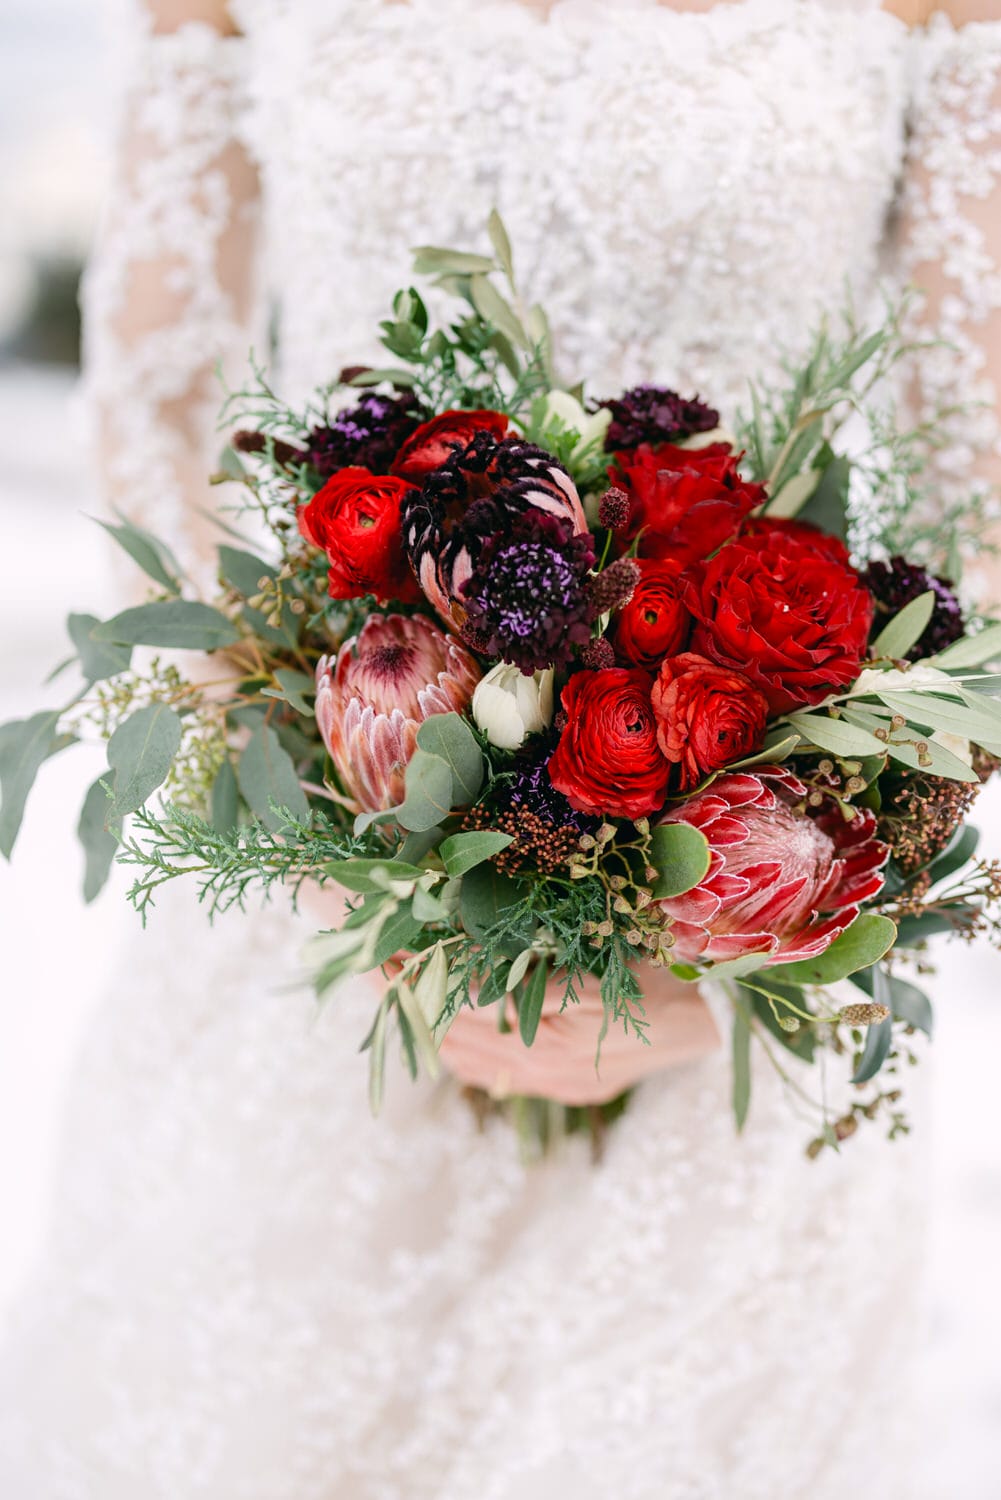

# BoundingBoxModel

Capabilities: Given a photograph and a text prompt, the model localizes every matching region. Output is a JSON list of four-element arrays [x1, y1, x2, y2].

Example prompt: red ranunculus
[[651, 652, 769, 790], [609, 442, 766, 565], [612, 559, 690, 671], [657, 766, 889, 966], [298, 467, 421, 604], [684, 527, 873, 713], [547, 668, 672, 820], [391, 408, 511, 481]]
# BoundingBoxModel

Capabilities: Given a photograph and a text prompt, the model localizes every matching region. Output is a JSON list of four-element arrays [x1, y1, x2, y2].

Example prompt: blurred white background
[[0, 3, 999, 1494]]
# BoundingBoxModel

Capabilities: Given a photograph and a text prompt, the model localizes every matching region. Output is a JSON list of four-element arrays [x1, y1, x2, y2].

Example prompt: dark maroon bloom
[[509, 745, 599, 834], [460, 512, 596, 673], [862, 556, 966, 660], [303, 392, 427, 477], [598, 385, 719, 452], [402, 432, 589, 629]]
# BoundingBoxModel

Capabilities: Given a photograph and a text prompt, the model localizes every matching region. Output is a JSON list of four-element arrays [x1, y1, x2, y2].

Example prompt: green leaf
[[933, 622, 1001, 669], [871, 591, 936, 660], [347, 367, 417, 388], [323, 857, 427, 894], [786, 712, 887, 758], [797, 454, 851, 541], [370, 902, 425, 968], [237, 724, 309, 831], [853, 967, 933, 1037], [732, 1000, 752, 1132], [77, 776, 121, 902], [851, 1014, 893, 1084], [66, 613, 132, 683], [439, 829, 514, 878], [648, 823, 712, 899], [773, 912, 897, 986], [729, 729, 800, 770], [218, 544, 277, 597], [487, 208, 515, 283], [399, 827, 444, 863], [395, 978, 441, 1077], [94, 513, 182, 593], [894, 911, 958, 945], [469, 274, 530, 348], [210, 758, 240, 834], [262, 669, 315, 717], [876, 689, 1001, 755], [884, 735, 980, 784], [107, 703, 183, 816], [0, 711, 75, 858], [925, 823, 979, 886], [396, 750, 455, 832], [459, 863, 529, 946], [414, 714, 484, 806], [93, 600, 241, 651], [765, 468, 820, 519], [412, 246, 496, 276], [518, 958, 550, 1047], [368, 995, 390, 1114]]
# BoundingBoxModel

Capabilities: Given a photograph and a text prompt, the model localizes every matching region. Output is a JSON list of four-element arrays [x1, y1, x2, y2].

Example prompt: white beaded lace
[[1, 4, 998, 1497]]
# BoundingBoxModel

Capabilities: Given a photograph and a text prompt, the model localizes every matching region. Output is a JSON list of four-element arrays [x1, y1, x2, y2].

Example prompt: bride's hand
[[439, 968, 720, 1106]]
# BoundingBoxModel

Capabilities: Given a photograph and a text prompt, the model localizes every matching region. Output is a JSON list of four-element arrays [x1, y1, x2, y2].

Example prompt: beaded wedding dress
[[2, 3, 1000, 1497]]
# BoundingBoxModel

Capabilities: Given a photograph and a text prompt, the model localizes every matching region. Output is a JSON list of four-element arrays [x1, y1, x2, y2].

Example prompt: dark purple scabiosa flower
[[460, 511, 597, 673], [303, 392, 427, 477], [462, 742, 597, 875], [598, 385, 719, 452], [862, 555, 966, 660], [402, 432, 590, 630]]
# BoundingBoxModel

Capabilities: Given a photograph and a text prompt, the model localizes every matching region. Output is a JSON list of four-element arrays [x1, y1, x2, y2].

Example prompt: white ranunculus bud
[[472, 664, 555, 751]]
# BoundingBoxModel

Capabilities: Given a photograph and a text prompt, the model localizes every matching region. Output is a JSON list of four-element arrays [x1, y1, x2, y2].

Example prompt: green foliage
[[0, 710, 75, 858], [67, 613, 132, 684], [237, 724, 310, 831], [94, 600, 241, 652], [77, 777, 121, 903], [648, 823, 712, 899], [94, 512, 183, 594], [107, 703, 183, 816], [731, 998, 752, 1132], [774, 913, 897, 985]]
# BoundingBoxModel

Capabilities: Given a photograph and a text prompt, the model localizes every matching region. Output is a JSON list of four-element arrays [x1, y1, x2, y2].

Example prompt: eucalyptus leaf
[[262, 668, 315, 717], [94, 513, 182, 593], [853, 967, 933, 1037], [797, 454, 851, 541], [774, 912, 897, 986], [218, 544, 277, 597], [414, 714, 483, 806], [77, 776, 121, 902], [786, 712, 887, 758], [459, 863, 530, 947], [732, 1001, 752, 1132], [399, 827, 445, 863], [210, 758, 240, 834], [925, 823, 979, 886], [237, 724, 309, 831], [412, 246, 496, 276], [396, 750, 455, 832], [933, 623, 1001, 669], [67, 613, 132, 684], [94, 600, 241, 651], [871, 591, 936, 660], [107, 703, 182, 816], [648, 822, 712, 899], [850, 1014, 893, 1084], [0, 711, 74, 858], [370, 902, 425, 968], [469, 275, 530, 349], [518, 958, 549, 1047], [323, 857, 426, 894], [439, 829, 513, 877]]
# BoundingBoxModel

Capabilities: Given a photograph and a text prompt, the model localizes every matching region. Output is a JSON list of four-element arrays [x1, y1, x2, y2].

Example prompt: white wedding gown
[[2, 3, 1000, 1496]]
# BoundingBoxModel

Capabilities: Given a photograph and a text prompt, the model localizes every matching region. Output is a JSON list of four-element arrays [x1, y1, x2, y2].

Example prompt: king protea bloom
[[315, 614, 480, 811], [657, 766, 888, 966]]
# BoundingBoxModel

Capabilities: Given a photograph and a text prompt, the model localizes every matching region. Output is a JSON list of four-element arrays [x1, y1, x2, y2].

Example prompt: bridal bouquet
[[5, 215, 1001, 1151]]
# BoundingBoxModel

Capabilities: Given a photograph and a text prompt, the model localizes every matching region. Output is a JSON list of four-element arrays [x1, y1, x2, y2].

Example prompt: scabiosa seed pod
[[586, 556, 641, 616], [839, 1003, 891, 1026], [315, 614, 480, 811], [580, 637, 616, 670], [598, 385, 720, 452], [402, 432, 590, 629], [598, 486, 630, 531], [862, 555, 966, 660]]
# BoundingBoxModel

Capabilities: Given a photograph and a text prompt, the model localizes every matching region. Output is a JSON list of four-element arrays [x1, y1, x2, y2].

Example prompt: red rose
[[547, 668, 672, 820], [739, 514, 851, 565], [651, 652, 769, 790], [609, 442, 766, 564], [684, 527, 874, 714], [391, 408, 511, 481], [612, 559, 690, 670], [298, 467, 421, 604]]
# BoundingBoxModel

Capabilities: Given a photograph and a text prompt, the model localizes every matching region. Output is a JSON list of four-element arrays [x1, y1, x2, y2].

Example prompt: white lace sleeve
[[897, 14, 1001, 593], [80, 13, 262, 586]]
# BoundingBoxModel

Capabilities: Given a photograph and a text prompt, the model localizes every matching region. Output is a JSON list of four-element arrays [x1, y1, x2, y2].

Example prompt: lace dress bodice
[[2, 4, 1000, 1498]]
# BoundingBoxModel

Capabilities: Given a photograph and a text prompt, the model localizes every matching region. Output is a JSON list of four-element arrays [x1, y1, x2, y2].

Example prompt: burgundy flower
[[598, 385, 720, 451], [302, 392, 426, 477], [403, 433, 590, 630], [657, 766, 889, 966], [862, 555, 966, 660], [315, 614, 480, 811]]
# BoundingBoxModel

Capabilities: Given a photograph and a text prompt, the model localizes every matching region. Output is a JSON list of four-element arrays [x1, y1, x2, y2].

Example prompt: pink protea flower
[[658, 766, 889, 966], [315, 613, 481, 811]]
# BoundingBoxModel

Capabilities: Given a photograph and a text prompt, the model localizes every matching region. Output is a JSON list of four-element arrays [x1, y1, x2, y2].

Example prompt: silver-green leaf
[[108, 703, 183, 816]]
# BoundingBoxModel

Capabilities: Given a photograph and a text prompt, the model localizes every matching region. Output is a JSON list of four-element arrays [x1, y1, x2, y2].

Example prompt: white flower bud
[[539, 390, 612, 458], [472, 664, 554, 751]]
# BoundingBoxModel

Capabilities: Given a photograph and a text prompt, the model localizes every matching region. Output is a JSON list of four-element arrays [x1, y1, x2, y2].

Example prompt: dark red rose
[[391, 408, 511, 481], [609, 442, 766, 565], [612, 559, 690, 670], [739, 514, 851, 565], [684, 527, 874, 714], [298, 467, 421, 604], [651, 652, 769, 790], [547, 668, 672, 820]]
